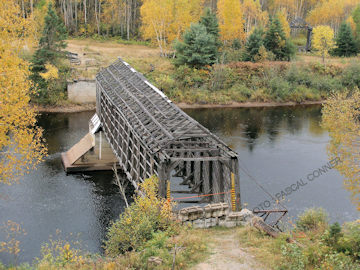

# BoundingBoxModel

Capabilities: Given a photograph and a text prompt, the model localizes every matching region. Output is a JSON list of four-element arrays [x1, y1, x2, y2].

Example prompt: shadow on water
[[0, 106, 358, 264]]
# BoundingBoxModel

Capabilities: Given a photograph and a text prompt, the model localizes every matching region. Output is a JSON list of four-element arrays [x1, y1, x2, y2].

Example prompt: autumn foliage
[[322, 92, 360, 210], [104, 176, 175, 256], [0, 0, 46, 185]]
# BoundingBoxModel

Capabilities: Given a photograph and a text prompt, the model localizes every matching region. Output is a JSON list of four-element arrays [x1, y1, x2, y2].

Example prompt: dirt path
[[193, 229, 266, 270]]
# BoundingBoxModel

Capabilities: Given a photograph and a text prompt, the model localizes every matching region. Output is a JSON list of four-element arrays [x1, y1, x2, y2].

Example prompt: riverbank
[[63, 39, 360, 109], [33, 103, 96, 113], [33, 100, 324, 113]]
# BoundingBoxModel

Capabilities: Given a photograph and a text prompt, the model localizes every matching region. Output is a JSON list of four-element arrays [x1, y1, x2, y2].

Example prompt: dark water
[[0, 106, 359, 264]]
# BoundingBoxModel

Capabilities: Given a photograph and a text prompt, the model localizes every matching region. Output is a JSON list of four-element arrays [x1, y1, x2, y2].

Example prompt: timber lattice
[[93, 58, 240, 209]]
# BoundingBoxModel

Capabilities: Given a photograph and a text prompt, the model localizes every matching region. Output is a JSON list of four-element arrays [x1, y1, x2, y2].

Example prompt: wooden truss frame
[[96, 58, 241, 210]]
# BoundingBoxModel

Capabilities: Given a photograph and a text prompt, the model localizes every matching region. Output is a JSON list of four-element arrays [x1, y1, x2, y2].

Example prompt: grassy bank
[[1, 177, 359, 269], [66, 38, 360, 107]]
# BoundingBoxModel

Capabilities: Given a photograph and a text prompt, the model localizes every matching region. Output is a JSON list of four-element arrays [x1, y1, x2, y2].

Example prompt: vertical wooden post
[[222, 162, 231, 207], [231, 172, 236, 212], [202, 152, 211, 196], [167, 180, 171, 201], [158, 162, 169, 198], [194, 152, 201, 192], [99, 131, 102, 160], [232, 159, 241, 211], [212, 161, 221, 202]]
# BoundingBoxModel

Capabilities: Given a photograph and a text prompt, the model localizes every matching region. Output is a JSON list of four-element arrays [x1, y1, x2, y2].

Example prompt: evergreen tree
[[30, 3, 68, 102], [174, 23, 217, 68], [245, 28, 264, 61], [332, 22, 358, 57], [199, 8, 221, 49], [264, 16, 295, 61]]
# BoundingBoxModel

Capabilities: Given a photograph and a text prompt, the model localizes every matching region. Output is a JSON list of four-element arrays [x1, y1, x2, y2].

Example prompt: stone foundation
[[177, 203, 255, 229], [67, 80, 96, 103]]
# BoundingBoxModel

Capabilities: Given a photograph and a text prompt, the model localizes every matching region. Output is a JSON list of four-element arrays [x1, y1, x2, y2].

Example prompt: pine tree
[[174, 23, 217, 68], [200, 8, 221, 50], [245, 28, 264, 61], [264, 16, 295, 61], [332, 22, 358, 57], [30, 3, 68, 102]]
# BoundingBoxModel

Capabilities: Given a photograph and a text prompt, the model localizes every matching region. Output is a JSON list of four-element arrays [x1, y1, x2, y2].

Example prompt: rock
[[238, 209, 255, 224], [178, 206, 204, 221], [204, 203, 229, 218], [193, 219, 205, 229], [148, 256, 162, 266]]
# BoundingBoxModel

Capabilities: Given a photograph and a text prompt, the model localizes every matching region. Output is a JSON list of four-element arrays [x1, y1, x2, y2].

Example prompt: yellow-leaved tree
[[140, 0, 203, 56], [277, 8, 291, 38], [312, 25, 335, 64], [0, 0, 46, 184], [217, 0, 246, 44], [243, 0, 267, 37], [322, 92, 360, 211], [307, 0, 360, 33]]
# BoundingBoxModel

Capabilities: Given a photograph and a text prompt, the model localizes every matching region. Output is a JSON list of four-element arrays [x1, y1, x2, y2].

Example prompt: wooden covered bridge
[[62, 58, 241, 210]]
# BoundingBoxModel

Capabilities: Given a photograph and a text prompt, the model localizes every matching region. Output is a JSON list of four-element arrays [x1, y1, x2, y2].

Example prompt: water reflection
[[0, 106, 358, 265], [0, 111, 129, 265], [186, 106, 325, 151], [185, 105, 358, 224]]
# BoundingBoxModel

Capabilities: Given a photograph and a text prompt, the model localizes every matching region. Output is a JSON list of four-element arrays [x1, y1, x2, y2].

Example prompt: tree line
[[17, 0, 360, 39]]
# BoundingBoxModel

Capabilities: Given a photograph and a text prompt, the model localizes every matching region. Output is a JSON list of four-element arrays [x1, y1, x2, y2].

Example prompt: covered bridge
[[64, 58, 241, 210]]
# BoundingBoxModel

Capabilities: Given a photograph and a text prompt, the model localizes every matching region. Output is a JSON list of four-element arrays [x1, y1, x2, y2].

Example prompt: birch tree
[[0, 0, 47, 184]]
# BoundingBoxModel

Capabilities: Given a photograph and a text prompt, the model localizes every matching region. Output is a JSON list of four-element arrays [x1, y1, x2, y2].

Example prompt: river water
[[0, 106, 359, 264]]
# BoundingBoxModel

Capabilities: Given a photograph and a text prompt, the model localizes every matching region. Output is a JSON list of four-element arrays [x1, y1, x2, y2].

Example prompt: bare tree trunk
[[30, 0, 33, 17], [75, 0, 78, 33], [95, 0, 100, 35], [21, 0, 25, 18], [84, 0, 87, 27], [98, 0, 101, 35], [126, 0, 131, 40], [113, 164, 129, 208]]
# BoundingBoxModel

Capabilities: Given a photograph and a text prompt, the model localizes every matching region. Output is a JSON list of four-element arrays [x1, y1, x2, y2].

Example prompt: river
[[0, 105, 359, 264]]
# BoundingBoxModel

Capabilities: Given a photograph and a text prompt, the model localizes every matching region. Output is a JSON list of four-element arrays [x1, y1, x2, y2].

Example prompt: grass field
[[67, 39, 172, 80], [66, 38, 360, 105]]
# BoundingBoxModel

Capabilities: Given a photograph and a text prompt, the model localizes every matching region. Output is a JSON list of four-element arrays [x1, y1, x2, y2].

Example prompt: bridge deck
[[94, 58, 240, 209]]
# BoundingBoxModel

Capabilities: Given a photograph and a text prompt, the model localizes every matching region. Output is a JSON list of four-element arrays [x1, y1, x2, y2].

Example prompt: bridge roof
[[96, 58, 237, 160]]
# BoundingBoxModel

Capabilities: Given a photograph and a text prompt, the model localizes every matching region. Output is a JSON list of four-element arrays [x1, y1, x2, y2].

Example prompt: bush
[[208, 65, 236, 91], [323, 222, 343, 249], [337, 221, 360, 260], [268, 76, 292, 101], [229, 83, 253, 99], [279, 243, 308, 270], [321, 252, 360, 270], [285, 65, 313, 87], [104, 176, 174, 256], [296, 208, 328, 232], [174, 65, 207, 88], [341, 63, 360, 89]]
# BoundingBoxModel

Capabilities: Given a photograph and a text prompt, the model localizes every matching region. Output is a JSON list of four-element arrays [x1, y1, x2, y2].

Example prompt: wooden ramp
[[61, 132, 118, 173]]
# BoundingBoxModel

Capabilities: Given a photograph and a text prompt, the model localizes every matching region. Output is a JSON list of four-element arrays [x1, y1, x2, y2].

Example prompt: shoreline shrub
[[104, 176, 175, 256], [296, 208, 328, 232]]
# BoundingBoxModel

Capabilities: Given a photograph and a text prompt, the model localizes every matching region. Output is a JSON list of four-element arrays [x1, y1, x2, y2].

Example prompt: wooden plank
[[64, 133, 95, 165], [202, 152, 211, 196], [222, 162, 231, 207], [193, 152, 201, 192], [211, 161, 221, 203]]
